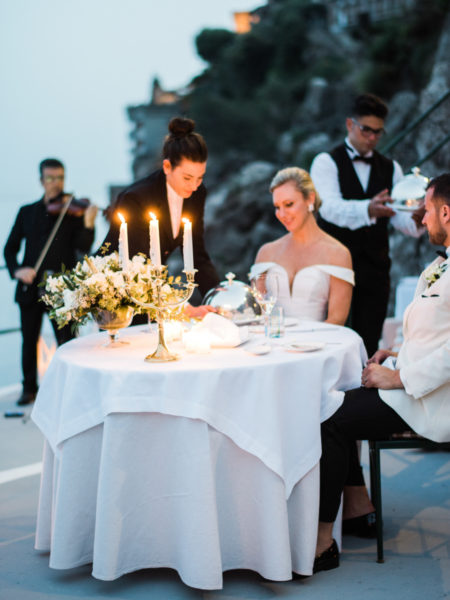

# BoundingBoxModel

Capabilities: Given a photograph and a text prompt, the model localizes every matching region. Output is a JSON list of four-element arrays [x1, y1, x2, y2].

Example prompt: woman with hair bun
[[250, 167, 354, 325], [101, 117, 220, 317]]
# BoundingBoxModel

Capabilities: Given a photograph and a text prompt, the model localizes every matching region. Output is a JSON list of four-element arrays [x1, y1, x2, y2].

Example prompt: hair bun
[[168, 117, 195, 137]]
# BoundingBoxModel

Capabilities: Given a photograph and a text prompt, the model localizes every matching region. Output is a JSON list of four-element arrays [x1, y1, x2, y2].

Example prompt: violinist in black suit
[[101, 117, 220, 318], [4, 158, 97, 405]]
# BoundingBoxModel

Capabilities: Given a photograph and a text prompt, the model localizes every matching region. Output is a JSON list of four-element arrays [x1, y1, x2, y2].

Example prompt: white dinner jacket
[[380, 253, 450, 442]]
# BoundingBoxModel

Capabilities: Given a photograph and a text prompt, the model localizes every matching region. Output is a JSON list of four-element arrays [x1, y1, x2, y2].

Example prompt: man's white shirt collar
[[345, 137, 373, 159]]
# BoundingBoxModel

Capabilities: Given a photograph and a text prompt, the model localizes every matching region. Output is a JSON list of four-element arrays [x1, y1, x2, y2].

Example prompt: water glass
[[269, 306, 285, 338]]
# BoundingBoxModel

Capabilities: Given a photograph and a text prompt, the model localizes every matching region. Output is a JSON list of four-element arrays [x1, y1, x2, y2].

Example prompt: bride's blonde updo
[[269, 166, 321, 212], [162, 117, 208, 167]]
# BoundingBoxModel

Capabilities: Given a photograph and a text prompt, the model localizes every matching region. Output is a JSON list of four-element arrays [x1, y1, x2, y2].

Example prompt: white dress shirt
[[166, 183, 183, 239], [310, 138, 422, 238]]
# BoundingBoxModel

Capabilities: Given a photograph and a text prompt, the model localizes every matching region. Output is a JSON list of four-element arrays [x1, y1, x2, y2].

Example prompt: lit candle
[[117, 212, 130, 270], [182, 217, 194, 272], [149, 212, 161, 268]]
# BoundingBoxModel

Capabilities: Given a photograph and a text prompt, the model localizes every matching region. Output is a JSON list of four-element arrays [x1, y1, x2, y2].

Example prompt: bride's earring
[[308, 203, 314, 213]]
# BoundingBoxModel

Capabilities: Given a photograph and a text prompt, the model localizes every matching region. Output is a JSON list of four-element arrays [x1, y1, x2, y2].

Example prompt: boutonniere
[[423, 261, 448, 288]]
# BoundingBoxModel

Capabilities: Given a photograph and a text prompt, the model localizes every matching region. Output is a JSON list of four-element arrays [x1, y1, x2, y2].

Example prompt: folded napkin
[[195, 312, 248, 347]]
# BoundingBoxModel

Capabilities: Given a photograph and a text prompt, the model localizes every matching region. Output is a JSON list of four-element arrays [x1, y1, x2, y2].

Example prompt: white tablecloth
[[32, 322, 365, 589]]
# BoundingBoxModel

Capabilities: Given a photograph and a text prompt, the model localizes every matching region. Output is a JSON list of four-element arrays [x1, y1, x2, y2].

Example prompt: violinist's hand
[[84, 204, 98, 229], [14, 267, 37, 285], [184, 304, 217, 319]]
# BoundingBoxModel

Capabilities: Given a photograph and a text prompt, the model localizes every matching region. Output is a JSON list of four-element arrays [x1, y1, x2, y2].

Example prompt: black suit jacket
[[101, 169, 220, 297], [4, 198, 95, 305]]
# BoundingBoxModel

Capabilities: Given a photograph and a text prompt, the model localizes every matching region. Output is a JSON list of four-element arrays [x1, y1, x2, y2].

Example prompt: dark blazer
[[101, 169, 220, 297], [4, 198, 95, 305]]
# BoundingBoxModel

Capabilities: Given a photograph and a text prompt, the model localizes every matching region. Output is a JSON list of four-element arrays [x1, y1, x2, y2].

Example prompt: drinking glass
[[250, 272, 278, 339]]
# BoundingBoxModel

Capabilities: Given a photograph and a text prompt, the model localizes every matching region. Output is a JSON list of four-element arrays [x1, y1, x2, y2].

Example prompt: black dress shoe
[[313, 539, 339, 573], [17, 391, 36, 406], [342, 512, 377, 538]]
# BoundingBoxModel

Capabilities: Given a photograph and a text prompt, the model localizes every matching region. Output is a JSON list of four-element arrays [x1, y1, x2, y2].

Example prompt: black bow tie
[[352, 154, 373, 164], [436, 250, 448, 259]]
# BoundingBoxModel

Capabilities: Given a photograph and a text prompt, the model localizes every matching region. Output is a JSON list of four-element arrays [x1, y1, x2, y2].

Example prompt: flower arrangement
[[423, 260, 448, 288], [41, 250, 187, 330]]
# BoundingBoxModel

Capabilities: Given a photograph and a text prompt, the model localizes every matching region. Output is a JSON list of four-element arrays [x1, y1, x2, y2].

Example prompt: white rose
[[62, 289, 78, 310]]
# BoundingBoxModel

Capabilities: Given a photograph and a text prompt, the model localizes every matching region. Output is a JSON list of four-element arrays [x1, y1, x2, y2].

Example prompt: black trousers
[[19, 301, 75, 393], [319, 387, 409, 523], [349, 274, 390, 359]]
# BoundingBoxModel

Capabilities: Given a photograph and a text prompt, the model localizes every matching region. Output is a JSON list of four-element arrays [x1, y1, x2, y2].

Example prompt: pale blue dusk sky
[[0, 0, 261, 210]]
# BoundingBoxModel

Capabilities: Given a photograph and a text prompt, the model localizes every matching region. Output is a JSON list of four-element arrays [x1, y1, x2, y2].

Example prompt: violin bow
[[33, 194, 74, 273]]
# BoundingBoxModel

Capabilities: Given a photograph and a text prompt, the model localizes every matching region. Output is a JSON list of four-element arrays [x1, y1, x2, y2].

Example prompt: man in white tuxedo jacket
[[313, 173, 450, 573]]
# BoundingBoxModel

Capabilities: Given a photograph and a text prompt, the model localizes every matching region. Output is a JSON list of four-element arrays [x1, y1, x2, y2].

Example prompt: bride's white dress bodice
[[249, 262, 355, 321]]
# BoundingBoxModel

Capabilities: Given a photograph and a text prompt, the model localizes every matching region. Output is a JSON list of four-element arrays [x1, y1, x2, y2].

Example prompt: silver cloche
[[391, 167, 429, 209], [203, 272, 261, 322]]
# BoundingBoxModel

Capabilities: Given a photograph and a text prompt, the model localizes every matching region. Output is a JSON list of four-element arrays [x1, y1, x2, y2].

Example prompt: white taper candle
[[117, 212, 130, 270], [182, 217, 194, 272], [149, 212, 161, 268]]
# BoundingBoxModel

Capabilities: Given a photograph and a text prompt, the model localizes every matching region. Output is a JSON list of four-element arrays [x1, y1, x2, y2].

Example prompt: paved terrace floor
[[1, 386, 449, 600]]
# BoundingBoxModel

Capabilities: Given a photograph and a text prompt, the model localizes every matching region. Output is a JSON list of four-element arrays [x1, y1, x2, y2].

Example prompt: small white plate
[[284, 317, 299, 327], [283, 342, 325, 353], [245, 343, 271, 355], [234, 315, 263, 326]]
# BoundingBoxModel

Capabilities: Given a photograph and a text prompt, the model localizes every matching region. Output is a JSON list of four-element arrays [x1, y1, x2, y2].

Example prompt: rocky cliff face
[[204, 161, 282, 283], [202, 14, 450, 313]]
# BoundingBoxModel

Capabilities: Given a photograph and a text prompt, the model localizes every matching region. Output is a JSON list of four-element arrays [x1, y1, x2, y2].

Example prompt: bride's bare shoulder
[[320, 233, 352, 268], [255, 236, 287, 262]]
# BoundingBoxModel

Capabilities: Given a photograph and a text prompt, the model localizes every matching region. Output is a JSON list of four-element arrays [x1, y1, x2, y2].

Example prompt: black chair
[[368, 433, 440, 563]]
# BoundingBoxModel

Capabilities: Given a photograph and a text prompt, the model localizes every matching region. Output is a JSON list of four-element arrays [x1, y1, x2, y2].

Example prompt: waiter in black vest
[[310, 94, 422, 356]]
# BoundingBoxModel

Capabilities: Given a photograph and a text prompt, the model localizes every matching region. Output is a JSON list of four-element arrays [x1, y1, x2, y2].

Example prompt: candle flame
[[118, 212, 126, 224], [182, 217, 191, 224], [150, 212, 157, 221]]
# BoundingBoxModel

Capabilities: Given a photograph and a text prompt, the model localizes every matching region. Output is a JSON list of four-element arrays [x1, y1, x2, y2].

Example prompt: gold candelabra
[[127, 267, 197, 362]]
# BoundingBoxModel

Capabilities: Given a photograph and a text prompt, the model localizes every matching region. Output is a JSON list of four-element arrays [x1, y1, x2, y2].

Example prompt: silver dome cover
[[203, 272, 261, 322], [391, 167, 429, 209]]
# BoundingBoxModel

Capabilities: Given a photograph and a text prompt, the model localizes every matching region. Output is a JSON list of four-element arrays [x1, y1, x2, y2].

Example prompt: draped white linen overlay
[[32, 324, 365, 589]]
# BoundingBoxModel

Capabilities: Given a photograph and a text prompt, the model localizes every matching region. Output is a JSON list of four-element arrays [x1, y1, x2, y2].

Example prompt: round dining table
[[32, 320, 365, 589]]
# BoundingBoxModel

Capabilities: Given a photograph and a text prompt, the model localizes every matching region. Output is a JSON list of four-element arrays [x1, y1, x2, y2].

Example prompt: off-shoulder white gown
[[249, 262, 355, 321]]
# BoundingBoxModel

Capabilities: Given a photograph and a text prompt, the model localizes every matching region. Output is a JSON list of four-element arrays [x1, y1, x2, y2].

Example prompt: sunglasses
[[43, 175, 64, 183]]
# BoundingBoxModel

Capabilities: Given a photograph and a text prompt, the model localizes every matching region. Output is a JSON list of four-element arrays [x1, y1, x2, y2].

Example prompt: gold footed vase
[[93, 306, 134, 347]]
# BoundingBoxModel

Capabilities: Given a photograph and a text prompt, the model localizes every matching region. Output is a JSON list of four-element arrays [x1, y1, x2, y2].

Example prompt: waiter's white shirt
[[167, 183, 183, 239], [310, 137, 422, 237]]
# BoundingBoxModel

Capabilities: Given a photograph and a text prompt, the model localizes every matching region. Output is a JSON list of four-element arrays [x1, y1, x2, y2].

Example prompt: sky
[[0, 0, 262, 213]]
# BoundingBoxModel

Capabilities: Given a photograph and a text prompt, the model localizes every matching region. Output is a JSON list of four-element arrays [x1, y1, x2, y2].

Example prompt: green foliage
[[188, 90, 275, 158], [357, 2, 447, 96], [195, 29, 236, 64], [187, 0, 447, 162]]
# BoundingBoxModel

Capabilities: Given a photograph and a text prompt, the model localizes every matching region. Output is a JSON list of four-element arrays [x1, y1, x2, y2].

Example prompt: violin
[[46, 193, 91, 217]]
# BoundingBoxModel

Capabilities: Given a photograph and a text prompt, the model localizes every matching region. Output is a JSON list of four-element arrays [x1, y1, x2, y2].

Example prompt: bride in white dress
[[251, 166, 354, 325], [251, 166, 377, 535]]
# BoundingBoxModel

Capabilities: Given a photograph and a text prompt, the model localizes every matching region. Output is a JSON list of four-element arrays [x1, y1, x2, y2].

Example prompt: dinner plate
[[392, 203, 419, 212], [283, 341, 325, 353]]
